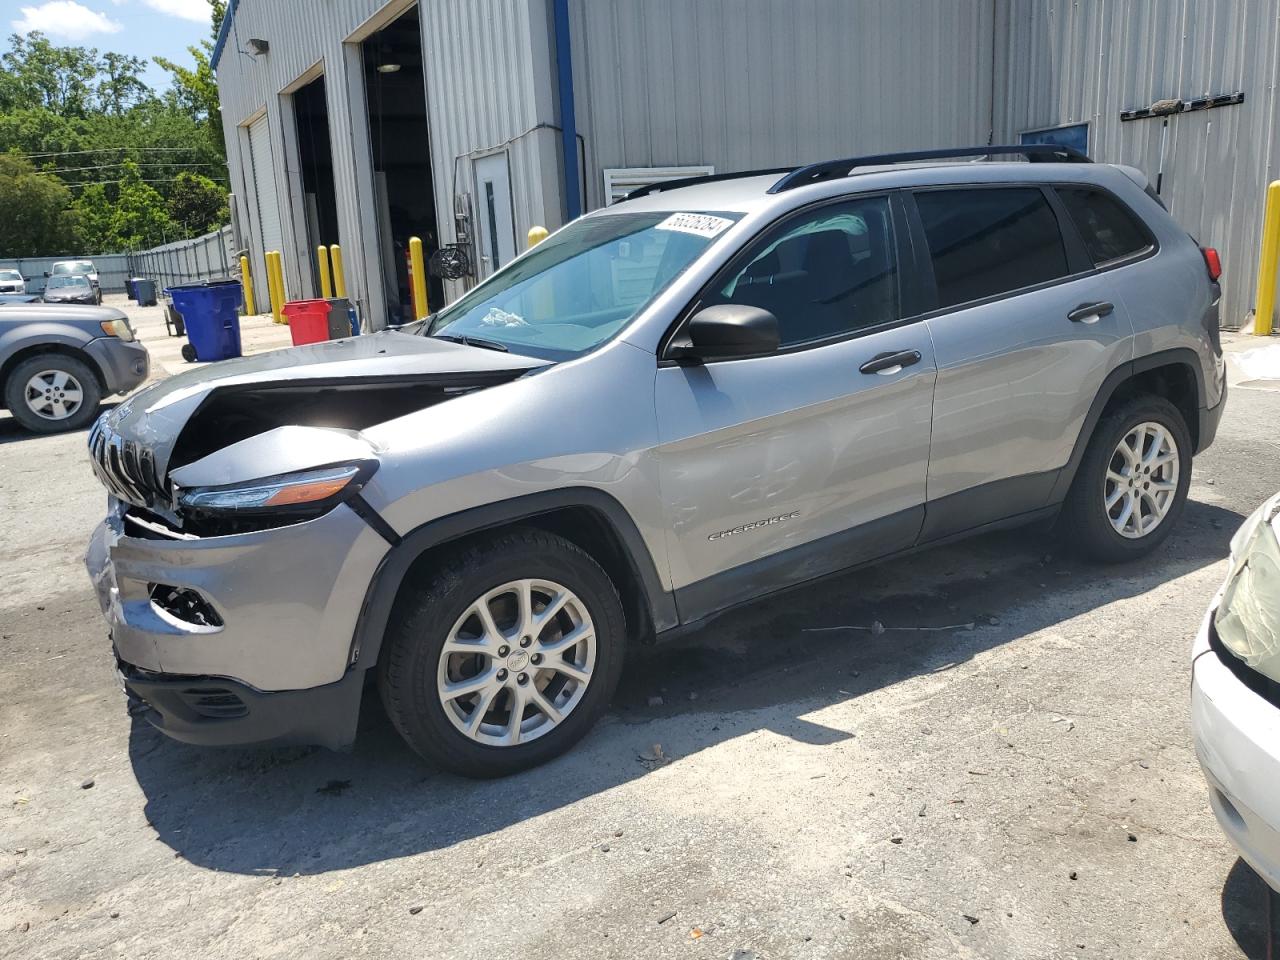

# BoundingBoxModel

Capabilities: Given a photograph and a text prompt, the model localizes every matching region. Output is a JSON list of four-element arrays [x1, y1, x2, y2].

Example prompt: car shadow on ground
[[0, 401, 118, 446], [1221, 857, 1280, 958], [129, 498, 1242, 877]]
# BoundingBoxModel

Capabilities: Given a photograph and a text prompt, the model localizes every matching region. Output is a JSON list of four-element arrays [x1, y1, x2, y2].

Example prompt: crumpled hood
[[88, 331, 549, 505]]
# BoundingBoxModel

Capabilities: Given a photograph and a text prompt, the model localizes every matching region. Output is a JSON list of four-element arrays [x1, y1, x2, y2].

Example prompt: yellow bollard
[[239, 255, 256, 315], [527, 225, 549, 248], [329, 244, 347, 299], [1254, 180, 1280, 336], [409, 236, 429, 320], [316, 245, 333, 299], [267, 250, 285, 324], [263, 251, 278, 322]]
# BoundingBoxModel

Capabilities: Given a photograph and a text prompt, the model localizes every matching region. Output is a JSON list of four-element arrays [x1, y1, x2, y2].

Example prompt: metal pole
[[1254, 180, 1280, 336], [317, 245, 333, 299], [240, 256, 256, 315], [329, 244, 347, 299], [409, 236, 428, 319]]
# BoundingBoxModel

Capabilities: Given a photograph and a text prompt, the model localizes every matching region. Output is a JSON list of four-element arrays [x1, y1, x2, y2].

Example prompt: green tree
[[154, 40, 224, 158], [97, 52, 151, 116], [0, 32, 100, 116], [0, 151, 81, 256], [167, 171, 228, 235]]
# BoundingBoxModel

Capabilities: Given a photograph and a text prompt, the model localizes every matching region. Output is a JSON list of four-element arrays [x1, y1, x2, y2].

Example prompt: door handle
[[859, 349, 922, 376], [1067, 301, 1114, 324]]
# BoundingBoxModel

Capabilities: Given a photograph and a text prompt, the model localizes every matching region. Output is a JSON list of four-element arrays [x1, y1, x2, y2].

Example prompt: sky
[[4, 0, 215, 92]]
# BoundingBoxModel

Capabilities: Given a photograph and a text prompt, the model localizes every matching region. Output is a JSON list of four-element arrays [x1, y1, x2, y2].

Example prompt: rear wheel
[[4, 353, 102, 433], [1061, 395, 1192, 562], [377, 529, 626, 778]]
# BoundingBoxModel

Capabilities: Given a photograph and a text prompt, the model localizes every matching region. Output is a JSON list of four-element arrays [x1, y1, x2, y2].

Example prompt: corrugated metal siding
[[995, 0, 1280, 328], [215, 0, 561, 324], [421, 0, 562, 276], [568, 0, 998, 211]]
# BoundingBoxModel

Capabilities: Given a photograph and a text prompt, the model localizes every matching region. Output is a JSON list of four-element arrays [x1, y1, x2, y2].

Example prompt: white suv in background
[[0, 269, 25, 294]]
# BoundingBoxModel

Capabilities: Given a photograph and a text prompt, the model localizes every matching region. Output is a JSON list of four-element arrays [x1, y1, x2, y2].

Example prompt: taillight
[[1202, 246, 1223, 282]]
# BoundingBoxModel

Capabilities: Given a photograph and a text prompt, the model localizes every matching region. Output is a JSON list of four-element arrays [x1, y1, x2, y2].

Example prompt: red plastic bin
[[282, 299, 333, 346]]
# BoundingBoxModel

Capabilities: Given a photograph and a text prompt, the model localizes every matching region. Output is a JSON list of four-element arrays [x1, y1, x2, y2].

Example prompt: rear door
[[655, 193, 938, 621], [910, 184, 1136, 539]]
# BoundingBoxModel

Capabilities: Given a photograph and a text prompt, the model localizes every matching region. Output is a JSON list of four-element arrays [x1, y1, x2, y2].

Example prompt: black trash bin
[[134, 278, 158, 307]]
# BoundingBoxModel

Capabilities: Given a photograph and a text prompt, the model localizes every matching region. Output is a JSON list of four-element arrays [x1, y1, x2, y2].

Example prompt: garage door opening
[[362, 4, 442, 323], [294, 75, 339, 269]]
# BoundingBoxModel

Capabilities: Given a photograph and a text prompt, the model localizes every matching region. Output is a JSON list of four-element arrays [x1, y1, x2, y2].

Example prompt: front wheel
[[1060, 395, 1192, 562], [377, 529, 626, 778], [3, 353, 102, 433]]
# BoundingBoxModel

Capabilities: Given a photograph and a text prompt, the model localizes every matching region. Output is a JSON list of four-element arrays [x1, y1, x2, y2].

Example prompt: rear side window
[[1057, 187, 1151, 265], [915, 188, 1069, 309]]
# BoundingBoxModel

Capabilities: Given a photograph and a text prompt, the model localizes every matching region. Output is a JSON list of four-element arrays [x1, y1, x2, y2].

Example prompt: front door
[[655, 194, 937, 622], [474, 152, 517, 278], [911, 185, 1135, 539]]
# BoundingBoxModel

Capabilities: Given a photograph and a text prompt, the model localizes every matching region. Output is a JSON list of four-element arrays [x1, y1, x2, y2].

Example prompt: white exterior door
[[474, 152, 516, 278], [247, 114, 285, 296]]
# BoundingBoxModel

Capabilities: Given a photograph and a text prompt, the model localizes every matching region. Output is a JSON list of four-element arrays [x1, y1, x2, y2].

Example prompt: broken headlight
[[1215, 494, 1280, 682], [175, 461, 376, 516]]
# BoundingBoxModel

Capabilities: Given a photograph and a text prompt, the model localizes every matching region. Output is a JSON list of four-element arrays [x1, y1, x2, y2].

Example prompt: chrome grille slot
[[88, 418, 168, 509]]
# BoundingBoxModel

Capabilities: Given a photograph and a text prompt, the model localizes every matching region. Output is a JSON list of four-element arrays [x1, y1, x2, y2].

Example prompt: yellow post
[[267, 250, 285, 324], [1254, 180, 1280, 336], [316, 245, 334, 299], [238, 255, 256, 315], [527, 225, 549, 248], [329, 244, 347, 299], [409, 235, 429, 320]]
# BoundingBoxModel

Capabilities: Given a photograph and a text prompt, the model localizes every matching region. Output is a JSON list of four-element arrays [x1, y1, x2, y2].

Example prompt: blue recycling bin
[[167, 280, 243, 363], [125, 277, 139, 300]]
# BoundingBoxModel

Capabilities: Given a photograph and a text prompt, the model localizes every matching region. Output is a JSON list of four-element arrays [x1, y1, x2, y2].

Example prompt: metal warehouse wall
[[567, 0, 998, 210], [215, 0, 559, 328], [994, 0, 1280, 329]]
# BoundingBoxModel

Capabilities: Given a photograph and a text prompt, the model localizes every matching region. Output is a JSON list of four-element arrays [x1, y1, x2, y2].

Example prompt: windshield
[[424, 210, 740, 360], [0, 271, 21, 281], [48, 276, 89, 289], [52, 261, 94, 276]]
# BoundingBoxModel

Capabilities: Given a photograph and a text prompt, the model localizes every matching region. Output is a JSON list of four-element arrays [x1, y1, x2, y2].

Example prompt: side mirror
[[667, 304, 780, 362], [43, 271, 50, 278]]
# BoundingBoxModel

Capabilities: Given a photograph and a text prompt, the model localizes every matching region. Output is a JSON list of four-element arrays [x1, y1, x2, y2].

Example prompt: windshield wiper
[[433, 333, 509, 353]]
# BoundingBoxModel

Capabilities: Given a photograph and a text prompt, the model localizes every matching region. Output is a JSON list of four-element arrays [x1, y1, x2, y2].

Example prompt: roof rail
[[767, 144, 1090, 194], [624, 167, 795, 201]]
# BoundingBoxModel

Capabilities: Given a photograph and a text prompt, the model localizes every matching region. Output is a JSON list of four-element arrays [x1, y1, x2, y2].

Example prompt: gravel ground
[[3, 315, 1280, 959]]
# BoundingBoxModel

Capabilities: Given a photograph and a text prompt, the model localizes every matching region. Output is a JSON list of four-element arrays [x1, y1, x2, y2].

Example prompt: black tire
[[3, 353, 103, 434], [377, 528, 626, 778], [1060, 395, 1192, 563], [181, 343, 197, 363]]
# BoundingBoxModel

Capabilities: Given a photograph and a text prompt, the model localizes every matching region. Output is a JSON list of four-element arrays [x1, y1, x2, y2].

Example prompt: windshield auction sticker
[[655, 213, 735, 238]]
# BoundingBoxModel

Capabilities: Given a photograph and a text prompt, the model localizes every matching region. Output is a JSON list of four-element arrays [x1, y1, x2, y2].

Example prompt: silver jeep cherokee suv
[[85, 145, 1226, 777]]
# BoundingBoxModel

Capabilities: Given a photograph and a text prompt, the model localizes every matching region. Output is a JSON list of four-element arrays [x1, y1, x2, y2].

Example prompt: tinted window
[[1058, 187, 1151, 265], [916, 188, 1069, 308], [707, 196, 898, 347]]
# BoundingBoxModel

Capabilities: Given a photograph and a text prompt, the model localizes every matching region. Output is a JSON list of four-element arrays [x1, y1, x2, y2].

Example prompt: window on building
[[705, 196, 899, 347], [1057, 187, 1152, 266], [915, 188, 1069, 308]]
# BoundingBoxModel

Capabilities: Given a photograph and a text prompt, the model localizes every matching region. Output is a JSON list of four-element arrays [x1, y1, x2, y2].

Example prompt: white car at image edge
[[1191, 491, 1280, 889], [0, 269, 25, 294]]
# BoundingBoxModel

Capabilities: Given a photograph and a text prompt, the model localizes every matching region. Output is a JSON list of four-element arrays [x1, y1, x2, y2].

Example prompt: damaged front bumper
[[85, 497, 391, 748]]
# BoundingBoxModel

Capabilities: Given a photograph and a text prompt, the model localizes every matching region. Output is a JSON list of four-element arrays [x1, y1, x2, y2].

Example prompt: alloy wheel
[[1103, 421, 1180, 539], [23, 369, 84, 421], [436, 578, 596, 746]]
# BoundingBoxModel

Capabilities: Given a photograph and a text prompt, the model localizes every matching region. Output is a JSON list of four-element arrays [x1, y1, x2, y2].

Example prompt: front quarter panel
[[360, 339, 671, 589]]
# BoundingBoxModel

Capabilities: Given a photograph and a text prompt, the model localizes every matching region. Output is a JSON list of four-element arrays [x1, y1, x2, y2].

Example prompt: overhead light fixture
[[376, 62, 401, 73], [247, 38, 269, 56]]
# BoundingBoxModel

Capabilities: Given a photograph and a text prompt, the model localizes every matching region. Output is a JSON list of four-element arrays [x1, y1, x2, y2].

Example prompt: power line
[[35, 161, 225, 174], [60, 176, 229, 187], [20, 147, 215, 158]]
